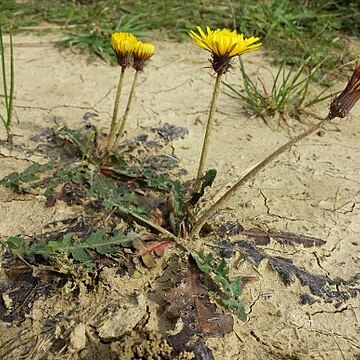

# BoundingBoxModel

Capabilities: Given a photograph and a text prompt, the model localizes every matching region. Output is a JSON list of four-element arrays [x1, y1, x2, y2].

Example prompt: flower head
[[111, 32, 137, 68], [189, 26, 262, 74], [133, 41, 155, 71], [329, 60, 360, 119]]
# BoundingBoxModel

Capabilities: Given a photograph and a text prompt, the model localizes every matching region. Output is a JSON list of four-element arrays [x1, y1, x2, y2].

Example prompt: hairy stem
[[194, 72, 222, 192], [189, 115, 333, 238], [115, 69, 139, 146], [107, 66, 125, 152]]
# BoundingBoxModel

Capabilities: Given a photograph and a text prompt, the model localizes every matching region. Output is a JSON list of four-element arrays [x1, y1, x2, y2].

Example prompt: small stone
[[97, 295, 146, 340], [69, 323, 86, 352]]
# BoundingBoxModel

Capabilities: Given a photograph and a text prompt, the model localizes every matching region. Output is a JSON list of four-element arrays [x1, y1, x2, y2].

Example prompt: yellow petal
[[189, 26, 262, 59]]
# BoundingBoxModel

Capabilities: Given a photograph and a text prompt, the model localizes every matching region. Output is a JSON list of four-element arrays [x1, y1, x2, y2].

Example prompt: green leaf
[[229, 277, 243, 297], [193, 252, 214, 273], [215, 259, 229, 276], [144, 171, 172, 191], [47, 240, 62, 252], [56, 126, 87, 152], [5, 236, 24, 248], [1, 228, 136, 270], [84, 261, 96, 269], [194, 252, 246, 322], [234, 307, 247, 322], [1, 172, 21, 188], [86, 229, 119, 254], [30, 243, 50, 257], [222, 298, 247, 321], [71, 247, 91, 261], [189, 169, 217, 206], [0, 162, 55, 191]]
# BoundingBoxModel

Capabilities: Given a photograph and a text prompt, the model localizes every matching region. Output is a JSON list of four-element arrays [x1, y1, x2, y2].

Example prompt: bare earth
[[0, 34, 359, 359]]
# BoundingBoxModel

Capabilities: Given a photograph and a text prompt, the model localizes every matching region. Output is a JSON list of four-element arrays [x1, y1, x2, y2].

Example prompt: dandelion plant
[[189, 26, 262, 192], [107, 33, 154, 153], [107, 32, 137, 152], [114, 40, 154, 146]]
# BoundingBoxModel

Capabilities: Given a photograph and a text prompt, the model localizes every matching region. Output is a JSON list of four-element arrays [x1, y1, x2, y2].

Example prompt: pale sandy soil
[[0, 34, 359, 360]]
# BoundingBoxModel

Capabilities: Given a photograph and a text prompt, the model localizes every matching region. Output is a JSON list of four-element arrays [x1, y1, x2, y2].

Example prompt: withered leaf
[[218, 239, 359, 304], [141, 253, 158, 268], [241, 228, 326, 247], [133, 239, 172, 268], [163, 257, 233, 359], [149, 207, 164, 226], [267, 230, 326, 247]]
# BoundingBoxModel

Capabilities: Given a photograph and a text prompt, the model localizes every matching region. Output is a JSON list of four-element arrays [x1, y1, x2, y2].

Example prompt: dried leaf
[[150, 207, 164, 226], [45, 193, 64, 207], [218, 239, 359, 303], [132, 238, 144, 250], [242, 228, 326, 247], [141, 253, 158, 268], [134, 239, 171, 256], [97, 295, 147, 340], [153, 241, 171, 257], [217, 221, 244, 238], [134, 239, 172, 268], [167, 192, 175, 212], [163, 257, 233, 358], [240, 275, 259, 285], [189, 169, 217, 206]]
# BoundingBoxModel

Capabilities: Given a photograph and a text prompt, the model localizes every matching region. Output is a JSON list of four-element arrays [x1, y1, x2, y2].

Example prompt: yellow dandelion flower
[[111, 32, 137, 68], [189, 26, 262, 74], [133, 41, 155, 71]]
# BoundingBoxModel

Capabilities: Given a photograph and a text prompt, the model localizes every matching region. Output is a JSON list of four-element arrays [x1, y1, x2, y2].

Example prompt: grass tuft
[[223, 58, 334, 124], [234, 0, 356, 73]]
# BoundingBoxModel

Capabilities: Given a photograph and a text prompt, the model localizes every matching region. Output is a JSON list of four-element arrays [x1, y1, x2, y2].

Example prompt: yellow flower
[[111, 32, 137, 68], [133, 41, 155, 71], [189, 26, 262, 74]]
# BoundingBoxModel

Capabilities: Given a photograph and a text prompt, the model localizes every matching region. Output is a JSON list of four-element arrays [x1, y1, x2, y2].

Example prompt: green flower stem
[[194, 72, 222, 192], [115, 69, 139, 146], [107, 66, 126, 152], [189, 115, 333, 238]]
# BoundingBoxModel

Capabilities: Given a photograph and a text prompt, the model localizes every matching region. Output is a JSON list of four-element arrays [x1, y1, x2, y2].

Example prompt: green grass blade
[[0, 113, 7, 128], [0, 22, 9, 113], [7, 31, 14, 128], [304, 90, 333, 108], [81, 131, 95, 161]]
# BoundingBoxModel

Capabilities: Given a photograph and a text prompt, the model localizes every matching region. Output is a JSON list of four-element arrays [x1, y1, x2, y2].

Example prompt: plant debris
[[144, 154, 180, 171], [133, 239, 172, 268], [163, 257, 233, 360], [0, 255, 66, 323], [153, 123, 189, 142], [241, 228, 327, 247], [215, 239, 359, 305], [217, 221, 326, 247]]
